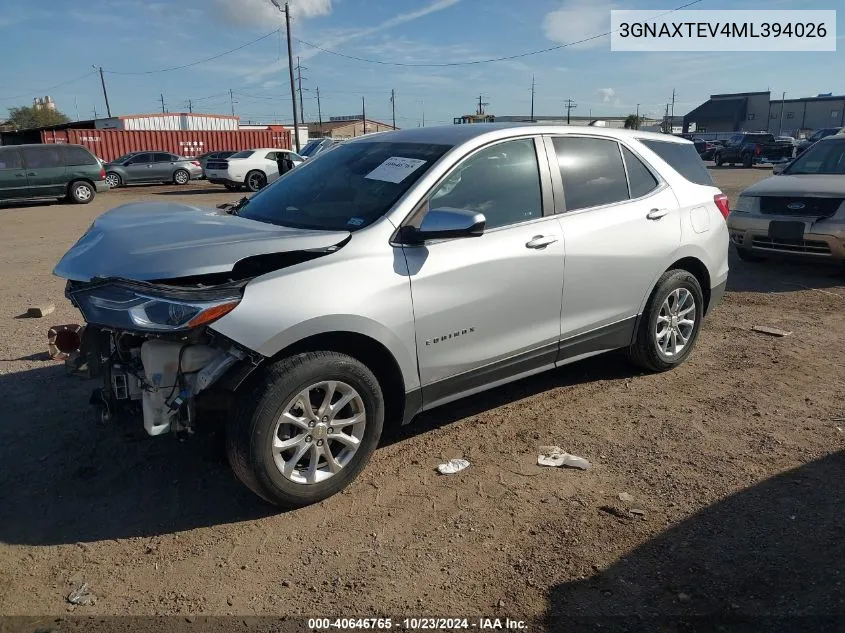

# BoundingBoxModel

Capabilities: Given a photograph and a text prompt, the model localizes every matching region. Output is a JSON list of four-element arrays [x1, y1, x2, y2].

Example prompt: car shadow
[[536, 450, 845, 632], [154, 187, 239, 196], [0, 198, 61, 210], [382, 352, 638, 446], [0, 364, 275, 546], [0, 352, 638, 546], [726, 248, 845, 294]]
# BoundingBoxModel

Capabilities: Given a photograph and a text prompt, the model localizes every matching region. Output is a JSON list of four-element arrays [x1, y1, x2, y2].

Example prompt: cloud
[[245, 0, 461, 82], [542, 0, 611, 50], [598, 88, 615, 103], [212, 0, 332, 27]]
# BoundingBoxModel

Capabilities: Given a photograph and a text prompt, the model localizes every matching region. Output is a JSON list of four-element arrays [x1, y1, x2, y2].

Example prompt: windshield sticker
[[365, 157, 427, 184], [347, 217, 364, 226]]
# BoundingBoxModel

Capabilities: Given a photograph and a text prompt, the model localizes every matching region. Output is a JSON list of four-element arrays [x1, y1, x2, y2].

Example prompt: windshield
[[299, 140, 326, 157], [784, 138, 845, 175], [230, 150, 254, 159], [238, 141, 451, 231]]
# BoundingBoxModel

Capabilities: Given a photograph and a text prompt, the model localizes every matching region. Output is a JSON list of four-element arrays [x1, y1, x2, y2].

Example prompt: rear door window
[[0, 147, 23, 169], [22, 146, 63, 169], [153, 153, 173, 162], [552, 136, 629, 211], [62, 145, 98, 166], [622, 147, 659, 199], [639, 139, 714, 186]]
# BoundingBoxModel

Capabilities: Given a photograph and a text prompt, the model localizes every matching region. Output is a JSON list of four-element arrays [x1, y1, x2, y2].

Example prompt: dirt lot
[[1, 170, 844, 629]]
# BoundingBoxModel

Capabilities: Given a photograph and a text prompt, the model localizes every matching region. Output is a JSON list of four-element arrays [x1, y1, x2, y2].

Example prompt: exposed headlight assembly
[[71, 282, 241, 332]]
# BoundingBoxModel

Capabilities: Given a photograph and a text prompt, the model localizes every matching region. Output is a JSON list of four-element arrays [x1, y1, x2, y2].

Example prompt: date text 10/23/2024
[[307, 618, 529, 630]]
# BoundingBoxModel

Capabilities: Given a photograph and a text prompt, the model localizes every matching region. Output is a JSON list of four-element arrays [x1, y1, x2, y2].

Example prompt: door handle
[[26, 172, 36, 176], [646, 208, 669, 220], [525, 235, 558, 249]]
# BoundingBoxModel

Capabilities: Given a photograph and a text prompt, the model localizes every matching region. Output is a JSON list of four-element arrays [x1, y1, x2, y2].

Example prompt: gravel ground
[[0, 169, 843, 629]]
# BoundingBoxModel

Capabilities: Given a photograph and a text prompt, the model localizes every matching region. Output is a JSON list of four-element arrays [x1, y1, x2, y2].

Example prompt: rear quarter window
[[639, 139, 714, 187], [62, 145, 98, 166]]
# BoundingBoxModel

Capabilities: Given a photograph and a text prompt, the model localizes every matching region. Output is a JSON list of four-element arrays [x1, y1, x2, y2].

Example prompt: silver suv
[[54, 125, 729, 507]]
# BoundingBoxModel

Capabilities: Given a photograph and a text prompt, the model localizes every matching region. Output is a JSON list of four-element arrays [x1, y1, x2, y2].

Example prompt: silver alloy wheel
[[105, 173, 120, 188], [247, 172, 265, 191], [174, 170, 189, 184], [655, 287, 696, 357], [271, 380, 367, 485], [74, 184, 92, 201]]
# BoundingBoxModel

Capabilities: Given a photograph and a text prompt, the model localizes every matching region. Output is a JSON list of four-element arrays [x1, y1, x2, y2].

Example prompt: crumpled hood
[[743, 174, 845, 198], [54, 202, 350, 282]]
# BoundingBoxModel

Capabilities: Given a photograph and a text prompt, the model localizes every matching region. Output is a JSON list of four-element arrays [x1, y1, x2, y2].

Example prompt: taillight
[[714, 193, 730, 220], [754, 144, 762, 156], [99, 168, 106, 179]]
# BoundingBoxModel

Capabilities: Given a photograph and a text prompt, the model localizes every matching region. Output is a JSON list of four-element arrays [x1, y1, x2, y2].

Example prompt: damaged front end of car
[[64, 277, 260, 436], [53, 201, 351, 437]]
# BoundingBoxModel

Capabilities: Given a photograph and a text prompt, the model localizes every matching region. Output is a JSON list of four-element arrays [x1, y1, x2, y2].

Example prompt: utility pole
[[564, 98, 577, 124], [281, 2, 300, 151], [98, 66, 112, 117], [92, 106, 98, 119], [670, 88, 676, 130], [530, 74, 535, 122], [636, 103, 640, 129], [187, 99, 193, 114], [74, 96, 79, 121], [316, 86, 323, 135], [295, 56, 306, 123], [160, 94, 166, 114], [391, 89, 396, 129], [362, 97, 366, 135], [664, 103, 670, 133], [778, 90, 786, 136], [229, 88, 235, 117]]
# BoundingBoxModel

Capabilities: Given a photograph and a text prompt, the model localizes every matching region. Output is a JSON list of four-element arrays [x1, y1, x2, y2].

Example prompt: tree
[[6, 105, 71, 130], [624, 114, 642, 130]]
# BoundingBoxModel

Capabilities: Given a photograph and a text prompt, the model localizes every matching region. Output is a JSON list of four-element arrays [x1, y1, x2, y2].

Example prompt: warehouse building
[[306, 115, 397, 139], [683, 91, 845, 137]]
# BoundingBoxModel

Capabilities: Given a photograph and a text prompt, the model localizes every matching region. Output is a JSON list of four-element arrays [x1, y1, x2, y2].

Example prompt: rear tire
[[226, 351, 385, 508], [736, 246, 767, 262], [245, 170, 267, 192], [105, 172, 121, 188], [714, 152, 723, 167], [173, 169, 190, 185], [626, 270, 704, 373], [68, 180, 95, 204]]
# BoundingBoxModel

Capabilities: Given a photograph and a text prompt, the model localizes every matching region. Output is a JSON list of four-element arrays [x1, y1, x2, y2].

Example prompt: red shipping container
[[41, 128, 291, 162]]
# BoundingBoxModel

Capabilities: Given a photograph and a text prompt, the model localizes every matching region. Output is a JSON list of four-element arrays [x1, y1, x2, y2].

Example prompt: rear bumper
[[727, 212, 845, 260], [706, 279, 727, 316], [95, 180, 110, 193]]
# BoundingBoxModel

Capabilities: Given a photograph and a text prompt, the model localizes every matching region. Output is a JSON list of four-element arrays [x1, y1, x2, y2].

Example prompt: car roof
[[341, 123, 694, 147]]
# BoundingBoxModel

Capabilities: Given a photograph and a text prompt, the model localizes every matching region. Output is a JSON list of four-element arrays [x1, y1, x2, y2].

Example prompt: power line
[[103, 28, 281, 75], [291, 0, 703, 68], [0, 70, 96, 102]]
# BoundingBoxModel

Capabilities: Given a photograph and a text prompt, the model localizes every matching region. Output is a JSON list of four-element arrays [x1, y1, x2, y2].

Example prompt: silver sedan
[[104, 151, 203, 188]]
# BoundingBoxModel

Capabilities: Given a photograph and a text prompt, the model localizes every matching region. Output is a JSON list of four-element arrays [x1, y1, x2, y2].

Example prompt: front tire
[[227, 351, 385, 508], [173, 169, 190, 185], [714, 152, 723, 167], [67, 180, 95, 204], [626, 270, 704, 373], [245, 170, 267, 192]]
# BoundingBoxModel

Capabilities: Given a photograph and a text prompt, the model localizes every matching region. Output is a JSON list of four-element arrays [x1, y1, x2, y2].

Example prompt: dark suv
[[0, 144, 108, 204]]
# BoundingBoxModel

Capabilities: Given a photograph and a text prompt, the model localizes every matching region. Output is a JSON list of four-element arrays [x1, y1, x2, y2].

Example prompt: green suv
[[0, 144, 108, 204]]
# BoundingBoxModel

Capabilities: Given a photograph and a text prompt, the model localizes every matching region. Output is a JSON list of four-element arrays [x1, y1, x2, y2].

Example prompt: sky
[[0, 0, 842, 128]]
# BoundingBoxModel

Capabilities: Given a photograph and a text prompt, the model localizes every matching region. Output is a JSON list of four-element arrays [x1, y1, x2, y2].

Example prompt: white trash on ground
[[67, 583, 95, 606], [537, 446, 591, 471], [436, 458, 470, 475]]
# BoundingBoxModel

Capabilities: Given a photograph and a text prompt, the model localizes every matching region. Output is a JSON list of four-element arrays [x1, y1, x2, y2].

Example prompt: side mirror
[[402, 208, 486, 244]]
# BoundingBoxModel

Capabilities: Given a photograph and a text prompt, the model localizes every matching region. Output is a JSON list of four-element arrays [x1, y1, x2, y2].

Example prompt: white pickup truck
[[205, 148, 304, 192]]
